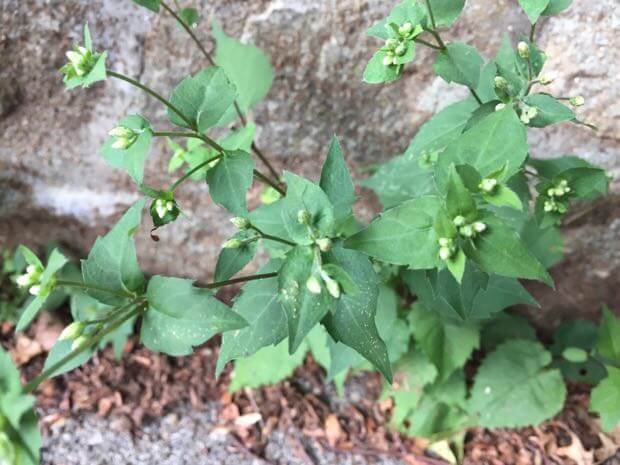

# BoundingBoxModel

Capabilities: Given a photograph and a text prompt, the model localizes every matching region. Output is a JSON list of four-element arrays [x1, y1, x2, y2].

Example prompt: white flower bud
[[494, 76, 508, 91], [382, 55, 395, 67], [59, 322, 86, 341], [544, 200, 556, 212], [16, 274, 31, 287], [155, 199, 168, 219], [438, 237, 451, 248], [297, 209, 311, 225], [569, 96, 585, 107], [385, 38, 399, 50], [166, 201, 174, 211], [452, 215, 466, 227], [316, 238, 332, 252], [324, 277, 341, 299], [29, 285, 41, 296], [495, 103, 506, 112], [527, 106, 538, 119], [394, 43, 407, 56], [108, 126, 135, 138], [479, 178, 498, 193], [306, 275, 322, 294], [398, 22, 413, 36], [459, 224, 474, 238], [71, 335, 90, 352], [26, 265, 38, 275], [222, 238, 243, 249], [473, 221, 487, 233], [517, 41, 530, 59], [230, 217, 250, 230], [439, 247, 452, 261]]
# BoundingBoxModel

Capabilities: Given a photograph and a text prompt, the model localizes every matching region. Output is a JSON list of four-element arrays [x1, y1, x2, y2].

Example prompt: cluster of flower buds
[[154, 199, 175, 220], [382, 21, 418, 67], [306, 268, 341, 298], [517, 41, 530, 59], [569, 95, 585, 107], [63, 45, 96, 78], [453, 215, 487, 239], [438, 237, 457, 261], [519, 104, 539, 124], [543, 179, 571, 213], [230, 217, 250, 230], [150, 195, 180, 227], [315, 237, 332, 252], [58, 322, 91, 350], [16, 264, 44, 296], [479, 177, 499, 194], [109, 126, 138, 150]]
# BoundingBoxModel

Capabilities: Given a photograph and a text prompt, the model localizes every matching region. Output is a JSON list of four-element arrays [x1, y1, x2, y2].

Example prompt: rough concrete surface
[[0, 0, 619, 321]]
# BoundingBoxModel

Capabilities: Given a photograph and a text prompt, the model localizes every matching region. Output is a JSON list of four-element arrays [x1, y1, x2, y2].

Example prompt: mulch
[[1, 311, 619, 465]]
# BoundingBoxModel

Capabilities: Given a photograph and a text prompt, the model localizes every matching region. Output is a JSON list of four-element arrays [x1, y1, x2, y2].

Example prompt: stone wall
[[1, 0, 618, 326]]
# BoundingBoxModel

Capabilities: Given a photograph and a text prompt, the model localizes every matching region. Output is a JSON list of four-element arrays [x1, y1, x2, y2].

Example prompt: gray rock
[[1, 0, 618, 321]]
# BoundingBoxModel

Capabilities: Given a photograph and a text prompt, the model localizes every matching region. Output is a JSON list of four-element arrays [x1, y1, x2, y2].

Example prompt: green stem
[[250, 225, 296, 246], [414, 37, 442, 50], [23, 304, 144, 393], [55, 280, 136, 299], [170, 153, 223, 191], [424, 0, 438, 31], [160, 0, 282, 185], [529, 23, 537, 42], [254, 169, 286, 196], [153, 131, 204, 139], [107, 70, 195, 130], [469, 88, 483, 105], [203, 272, 278, 290]]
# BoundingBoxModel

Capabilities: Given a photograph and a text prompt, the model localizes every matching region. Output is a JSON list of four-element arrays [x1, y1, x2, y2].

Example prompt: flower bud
[[539, 75, 553, 85], [29, 285, 41, 296], [26, 265, 38, 275], [155, 199, 168, 219], [108, 126, 135, 139], [394, 43, 407, 56], [222, 238, 243, 249], [459, 224, 474, 238], [494, 76, 508, 92], [59, 322, 86, 341], [452, 215, 466, 227], [439, 246, 453, 261], [495, 103, 506, 112], [544, 199, 556, 212], [306, 275, 322, 294], [517, 41, 530, 59], [385, 38, 399, 50], [16, 274, 31, 287], [479, 178, 498, 193], [316, 238, 332, 252], [71, 335, 90, 352], [569, 95, 585, 107], [324, 277, 341, 299], [438, 237, 451, 248], [382, 54, 396, 67], [398, 22, 413, 36], [230, 217, 250, 230], [297, 209, 312, 225], [473, 221, 487, 233]]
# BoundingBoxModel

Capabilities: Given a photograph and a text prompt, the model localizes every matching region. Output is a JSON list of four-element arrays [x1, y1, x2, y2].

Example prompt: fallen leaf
[[325, 414, 343, 447]]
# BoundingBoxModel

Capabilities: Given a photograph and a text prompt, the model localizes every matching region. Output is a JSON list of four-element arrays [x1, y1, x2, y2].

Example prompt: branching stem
[[203, 272, 278, 289], [55, 280, 136, 299]]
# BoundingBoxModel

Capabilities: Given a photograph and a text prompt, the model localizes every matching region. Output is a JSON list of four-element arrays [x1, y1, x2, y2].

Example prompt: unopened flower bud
[[155, 199, 168, 219], [439, 246, 453, 261], [29, 285, 41, 296], [382, 54, 396, 67], [59, 322, 86, 341], [539, 75, 553, 85], [479, 178, 498, 193], [438, 237, 451, 248], [306, 275, 322, 294], [316, 238, 332, 252], [324, 277, 341, 299], [297, 209, 311, 225], [459, 224, 474, 238], [517, 41, 530, 59], [527, 106, 538, 119], [544, 200, 556, 212], [26, 265, 38, 275], [570, 96, 585, 107], [385, 38, 399, 50], [494, 76, 508, 91], [230, 217, 250, 230], [453, 215, 466, 227], [108, 126, 135, 139], [473, 221, 487, 233], [71, 335, 90, 352], [16, 274, 31, 287], [399, 22, 413, 36], [394, 43, 407, 56], [222, 238, 243, 249], [495, 103, 506, 112]]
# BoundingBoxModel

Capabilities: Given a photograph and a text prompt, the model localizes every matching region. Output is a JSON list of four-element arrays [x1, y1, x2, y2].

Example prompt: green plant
[[2, 0, 618, 462]]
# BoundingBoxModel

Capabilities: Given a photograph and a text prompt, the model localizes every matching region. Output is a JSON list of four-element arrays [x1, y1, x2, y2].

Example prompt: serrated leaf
[[518, 0, 551, 23], [590, 366, 620, 432], [408, 303, 479, 381], [434, 108, 528, 192], [81, 200, 146, 306], [216, 261, 285, 376], [168, 67, 236, 132], [278, 246, 335, 353], [100, 114, 152, 184], [141, 276, 247, 356], [524, 93, 575, 127], [322, 245, 392, 382], [206, 150, 254, 216], [212, 21, 274, 125], [346, 196, 442, 269], [319, 137, 355, 229], [462, 213, 553, 285], [469, 340, 565, 428], [214, 231, 258, 282], [433, 42, 484, 89]]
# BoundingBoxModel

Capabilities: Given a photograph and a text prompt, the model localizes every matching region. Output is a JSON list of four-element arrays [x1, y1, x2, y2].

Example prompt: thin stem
[[203, 272, 278, 290], [160, 0, 282, 184], [529, 23, 537, 42], [254, 169, 286, 196], [424, 0, 438, 31], [469, 88, 483, 105], [426, 28, 446, 49], [55, 280, 136, 299], [250, 225, 296, 246], [23, 304, 144, 393], [414, 37, 442, 50], [153, 131, 204, 139], [170, 154, 223, 191], [108, 70, 195, 130]]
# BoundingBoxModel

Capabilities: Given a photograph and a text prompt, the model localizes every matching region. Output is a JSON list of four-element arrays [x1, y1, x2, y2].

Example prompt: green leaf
[[322, 245, 392, 382], [168, 67, 236, 132], [483, 183, 523, 211], [361, 152, 435, 209], [178, 8, 199, 28], [434, 108, 528, 192], [408, 303, 479, 381], [212, 21, 274, 125], [141, 276, 247, 356], [562, 347, 588, 363], [462, 213, 553, 285], [278, 246, 335, 353], [216, 262, 285, 376], [421, 0, 465, 27], [214, 231, 258, 282], [518, 0, 551, 23], [446, 165, 477, 220], [405, 99, 477, 158], [590, 366, 620, 432], [206, 150, 255, 216], [542, 0, 572, 15], [598, 307, 620, 363], [480, 313, 537, 350], [100, 114, 153, 184], [520, 218, 564, 268], [254, 171, 335, 246], [346, 196, 442, 269], [320, 137, 355, 229], [363, 50, 402, 84], [469, 340, 566, 428], [16, 249, 68, 331], [524, 93, 575, 127], [229, 338, 306, 392], [433, 42, 484, 89], [132, 0, 160, 12], [0, 348, 21, 393], [42, 339, 95, 379], [81, 199, 146, 306]]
